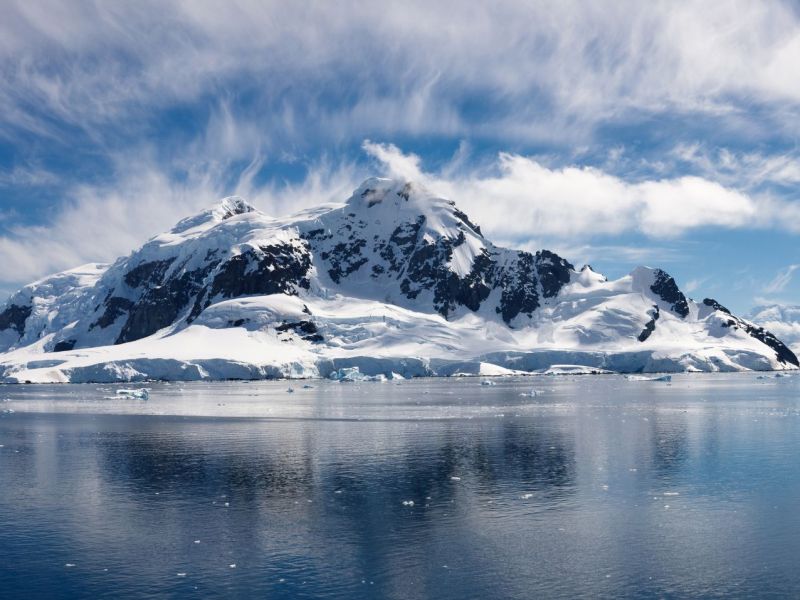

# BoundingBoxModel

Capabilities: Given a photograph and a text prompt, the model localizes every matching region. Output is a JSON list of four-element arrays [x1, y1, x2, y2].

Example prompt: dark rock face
[[376, 216, 425, 275], [651, 270, 689, 318], [401, 236, 493, 317], [702, 298, 731, 314], [710, 302, 798, 367], [117, 266, 214, 344], [91, 297, 134, 330], [208, 242, 311, 300], [95, 240, 313, 345], [452, 207, 482, 237], [535, 250, 574, 298], [275, 320, 323, 343], [742, 324, 799, 367], [495, 252, 539, 323], [323, 240, 368, 283], [124, 259, 175, 289], [304, 206, 576, 323], [53, 339, 76, 352], [638, 305, 660, 342], [0, 303, 32, 337]]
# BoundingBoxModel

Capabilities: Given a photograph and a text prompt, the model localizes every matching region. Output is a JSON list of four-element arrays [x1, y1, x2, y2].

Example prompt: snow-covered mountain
[[750, 304, 800, 356], [0, 178, 796, 383]]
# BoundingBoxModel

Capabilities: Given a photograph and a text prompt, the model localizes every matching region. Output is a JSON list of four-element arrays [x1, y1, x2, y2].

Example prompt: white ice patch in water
[[115, 388, 150, 400], [329, 367, 387, 382], [625, 374, 672, 382]]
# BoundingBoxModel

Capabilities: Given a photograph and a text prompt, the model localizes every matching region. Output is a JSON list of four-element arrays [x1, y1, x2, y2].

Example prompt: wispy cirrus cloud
[[2, 0, 800, 150], [765, 264, 800, 294]]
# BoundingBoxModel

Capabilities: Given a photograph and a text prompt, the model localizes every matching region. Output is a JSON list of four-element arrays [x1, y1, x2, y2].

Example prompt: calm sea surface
[[1, 374, 800, 599]]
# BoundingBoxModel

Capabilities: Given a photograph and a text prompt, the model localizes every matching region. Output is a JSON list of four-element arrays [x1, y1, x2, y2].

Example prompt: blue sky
[[1, 0, 799, 314]]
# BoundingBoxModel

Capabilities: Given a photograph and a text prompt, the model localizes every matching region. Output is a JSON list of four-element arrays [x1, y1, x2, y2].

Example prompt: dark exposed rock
[[638, 305, 660, 342], [0, 303, 32, 336], [325, 240, 368, 283], [536, 250, 574, 298], [718, 311, 798, 367], [702, 298, 731, 314], [453, 207, 482, 237], [651, 269, 689, 318], [495, 252, 540, 324], [378, 216, 425, 275], [53, 339, 76, 352], [91, 297, 134, 330], [742, 324, 798, 367], [275, 320, 323, 343], [210, 242, 311, 299], [402, 238, 494, 317], [124, 258, 175, 289]]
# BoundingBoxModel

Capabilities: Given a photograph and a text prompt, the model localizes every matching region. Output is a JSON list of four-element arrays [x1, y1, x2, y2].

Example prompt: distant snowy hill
[[750, 304, 800, 355], [0, 178, 796, 383]]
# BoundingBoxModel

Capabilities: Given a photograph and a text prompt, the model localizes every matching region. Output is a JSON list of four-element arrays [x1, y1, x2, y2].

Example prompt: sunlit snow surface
[[2, 374, 800, 598]]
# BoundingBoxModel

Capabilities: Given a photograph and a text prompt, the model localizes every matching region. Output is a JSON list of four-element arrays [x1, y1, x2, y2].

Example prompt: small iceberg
[[329, 366, 387, 382], [115, 388, 150, 400], [480, 379, 497, 386], [625, 375, 672, 382]]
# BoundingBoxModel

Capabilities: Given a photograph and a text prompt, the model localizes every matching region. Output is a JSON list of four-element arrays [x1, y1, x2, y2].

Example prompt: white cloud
[[2, 1, 800, 146], [765, 264, 800, 294], [363, 142, 797, 241]]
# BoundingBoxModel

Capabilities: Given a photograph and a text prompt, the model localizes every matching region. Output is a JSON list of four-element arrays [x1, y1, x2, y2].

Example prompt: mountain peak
[[342, 177, 483, 239], [214, 196, 255, 220]]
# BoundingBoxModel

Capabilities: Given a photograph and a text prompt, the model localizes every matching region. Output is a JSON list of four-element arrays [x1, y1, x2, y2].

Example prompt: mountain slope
[[0, 178, 796, 383]]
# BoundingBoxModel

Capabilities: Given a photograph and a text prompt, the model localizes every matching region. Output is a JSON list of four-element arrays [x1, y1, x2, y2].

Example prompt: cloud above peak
[[362, 141, 796, 240]]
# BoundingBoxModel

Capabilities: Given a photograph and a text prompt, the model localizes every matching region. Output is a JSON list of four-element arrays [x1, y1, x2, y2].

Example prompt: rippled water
[[1, 374, 800, 599]]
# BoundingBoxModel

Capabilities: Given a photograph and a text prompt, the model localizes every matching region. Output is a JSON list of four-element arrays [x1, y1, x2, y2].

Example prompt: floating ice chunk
[[663, 492, 679, 496], [1, 409, 14, 414], [625, 375, 672, 382], [480, 379, 496, 386], [115, 388, 150, 400], [65, 563, 76, 568], [329, 367, 386, 382], [521, 493, 533, 499], [450, 476, 461, 481], [193, 540, 200, 544], [286, 387, 294, 393], [302, 384, 314, 389], [176, 573, 187, 577], [229, 564, 237, 569], [402, 500, 415, 506]]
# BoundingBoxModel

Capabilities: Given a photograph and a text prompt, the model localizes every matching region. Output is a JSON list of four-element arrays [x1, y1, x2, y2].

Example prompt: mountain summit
[[0, 178, 796, 382]]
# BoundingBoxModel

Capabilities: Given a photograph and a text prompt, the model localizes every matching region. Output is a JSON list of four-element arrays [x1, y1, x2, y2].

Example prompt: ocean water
[[1, 373, 800, 599]]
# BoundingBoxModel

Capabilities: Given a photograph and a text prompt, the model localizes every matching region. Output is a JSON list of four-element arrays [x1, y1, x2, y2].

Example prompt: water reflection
[[1, 374, 800, 598]]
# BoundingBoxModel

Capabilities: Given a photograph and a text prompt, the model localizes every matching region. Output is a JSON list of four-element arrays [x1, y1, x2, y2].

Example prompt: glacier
[[0, 177, 796, 383]]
